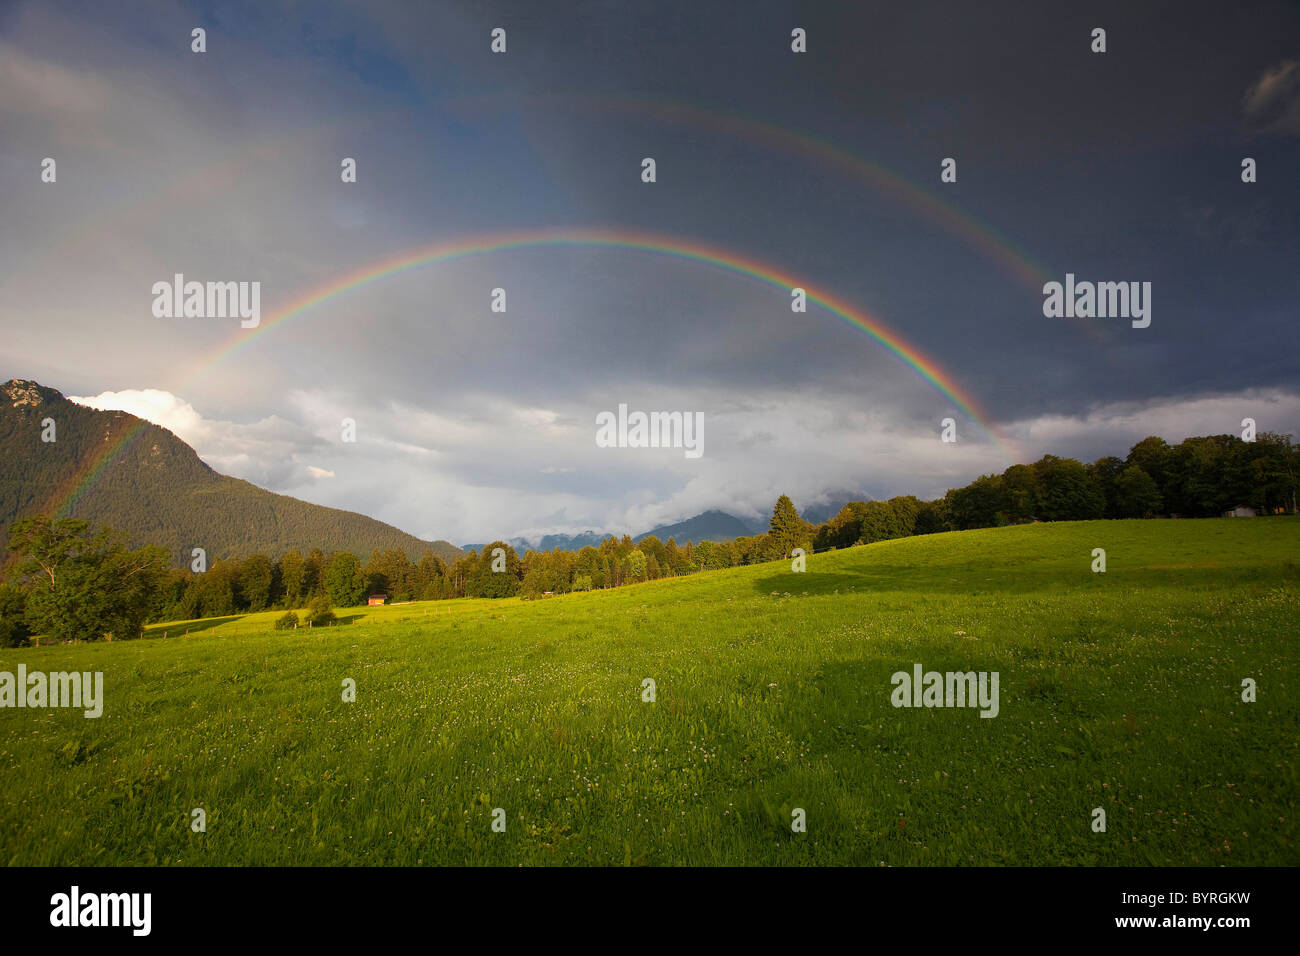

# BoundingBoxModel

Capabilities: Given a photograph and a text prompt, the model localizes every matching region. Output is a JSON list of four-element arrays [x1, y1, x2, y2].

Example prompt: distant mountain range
[[636, 509, 762, 545], [461, 531, 609, 554], [0, 379, 463, 567], [462, 505, 867, 553], [463, 509, 765, 553]]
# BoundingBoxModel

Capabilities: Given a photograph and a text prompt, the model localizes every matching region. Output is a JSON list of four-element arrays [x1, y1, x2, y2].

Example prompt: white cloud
[[69, 388, 328, 489], [69, 389, 209, 443], [64, 382, 1299, 546], [1008, 388, 1300, 457]]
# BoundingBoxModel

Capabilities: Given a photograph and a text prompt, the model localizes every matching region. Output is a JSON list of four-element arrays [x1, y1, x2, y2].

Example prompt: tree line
[[816, 431, 1296, 548], [1, 429, 1293, 645]]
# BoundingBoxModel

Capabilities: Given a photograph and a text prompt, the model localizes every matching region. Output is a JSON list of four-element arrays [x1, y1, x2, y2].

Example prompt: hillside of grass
[[0, 518, 1296, 866]]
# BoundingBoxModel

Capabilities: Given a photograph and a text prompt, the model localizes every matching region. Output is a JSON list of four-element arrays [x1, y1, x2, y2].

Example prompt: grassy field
[[1, 518, 1296, 866]]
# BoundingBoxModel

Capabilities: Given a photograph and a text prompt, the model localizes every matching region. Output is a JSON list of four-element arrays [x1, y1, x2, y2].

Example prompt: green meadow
[[1, 519, 1296, 866]]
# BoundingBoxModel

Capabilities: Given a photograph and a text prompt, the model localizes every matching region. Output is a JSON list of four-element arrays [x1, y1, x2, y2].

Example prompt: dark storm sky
[[1, 0, 1297, 541]]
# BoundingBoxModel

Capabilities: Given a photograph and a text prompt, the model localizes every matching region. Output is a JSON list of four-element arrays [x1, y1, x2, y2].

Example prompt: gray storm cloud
[[2, 1, 1296, 544]]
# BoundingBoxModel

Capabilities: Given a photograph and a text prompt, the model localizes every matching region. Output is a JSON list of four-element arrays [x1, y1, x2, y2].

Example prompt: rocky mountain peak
[[2, 379, 65, 408]]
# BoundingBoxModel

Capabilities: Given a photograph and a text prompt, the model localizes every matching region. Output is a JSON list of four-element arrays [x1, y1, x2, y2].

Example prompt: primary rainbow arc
[[51, 229, 1020, 519]]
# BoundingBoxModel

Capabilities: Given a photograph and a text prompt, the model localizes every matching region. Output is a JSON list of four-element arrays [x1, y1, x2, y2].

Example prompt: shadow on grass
[[750, 563, 1288, 600], [142, 612, 364, 639], [145, 616, 243, 637], [305, 614, 363, 628]]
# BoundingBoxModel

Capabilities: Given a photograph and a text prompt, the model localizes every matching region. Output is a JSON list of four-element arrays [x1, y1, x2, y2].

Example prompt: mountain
[[460, 536, 532, 554], [0, 379, 463, 567], [461, 530, 610, 553], [536, 530, 609, 551], [636, 509, 761, 545], [462, 510, 766, 553]]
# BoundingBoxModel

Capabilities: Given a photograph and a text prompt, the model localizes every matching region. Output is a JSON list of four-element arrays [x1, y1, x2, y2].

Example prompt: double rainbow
[[53, 228, 1020, 518]]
